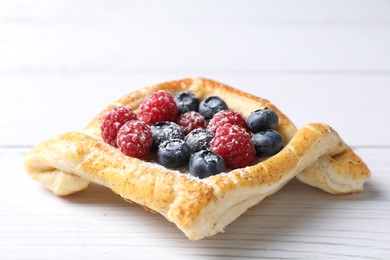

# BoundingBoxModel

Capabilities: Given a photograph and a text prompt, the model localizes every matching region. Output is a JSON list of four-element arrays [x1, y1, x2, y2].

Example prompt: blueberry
[[246, 108, 279, 133], [157, 139, 190, 168], [150, 122, 184, 150], [199, 96, 228, 120], [251, 129, 284, 156], [184, 128, 214, 153], [174, 91, 200, 114], [189, 150, 226, 179]]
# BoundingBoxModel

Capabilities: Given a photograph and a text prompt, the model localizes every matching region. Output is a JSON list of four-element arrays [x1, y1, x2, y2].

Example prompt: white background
[[0, 0, 389, 259]]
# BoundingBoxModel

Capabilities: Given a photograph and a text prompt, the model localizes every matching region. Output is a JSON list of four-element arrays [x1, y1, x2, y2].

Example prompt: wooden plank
[[1, 74, 389, 146], [2, 0, 390, 24], [1, 147, 388, 259], [0, 22, 389, 73], [1, 1, 390, 73]]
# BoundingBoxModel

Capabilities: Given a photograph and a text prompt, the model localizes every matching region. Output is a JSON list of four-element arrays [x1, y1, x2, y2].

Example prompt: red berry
[[101, 106, 138, 147], [177, 111, 207, 135], [208, 110, 248, 133], [138, 90, 178, 125], [117, 120, 152, 159], [210, 123, 255, 169]]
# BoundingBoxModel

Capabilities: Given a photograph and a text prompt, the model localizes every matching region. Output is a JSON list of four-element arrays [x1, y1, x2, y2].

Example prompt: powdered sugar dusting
[[138, 90, 178, 124], [210, 123, 255, 169], [184, 128, 214, 153], [208, 110, 247, 133], [177, 111, 207, 135], [101, 106, 137, 147], [150, 122, 184, 150], [116, 120, 152, 159]]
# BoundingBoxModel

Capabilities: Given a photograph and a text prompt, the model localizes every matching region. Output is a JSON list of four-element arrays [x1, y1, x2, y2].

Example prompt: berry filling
[[101, 90, 285, 178]]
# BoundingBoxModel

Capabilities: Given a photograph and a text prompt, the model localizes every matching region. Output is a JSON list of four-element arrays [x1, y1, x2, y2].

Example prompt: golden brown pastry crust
[[24, 78, 371, 240]]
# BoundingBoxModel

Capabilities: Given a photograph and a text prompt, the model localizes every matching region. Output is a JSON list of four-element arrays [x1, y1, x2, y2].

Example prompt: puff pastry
[[24, 78, 371, 240]]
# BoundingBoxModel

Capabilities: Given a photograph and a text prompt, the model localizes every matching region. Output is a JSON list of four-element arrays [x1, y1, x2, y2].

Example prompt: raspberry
[[101, 106, 138, 147], [138, 90, 178, 125], [177, 111, 207, 135], [210, 123, 255, 169], [116, 120, 152, 159], [207, 110, 248, 133]]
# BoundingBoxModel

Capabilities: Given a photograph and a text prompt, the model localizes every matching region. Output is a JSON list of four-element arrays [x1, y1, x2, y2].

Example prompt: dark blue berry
[[251, 129, 283, 156], [174, 91, 200, 114], [246, 108, 279, 133], [150, 122, 184, 150], [199, 96, 228, 120], [157, 139, 190, 168], [189, 150, 226, 179], [184, 128, 214, 153]]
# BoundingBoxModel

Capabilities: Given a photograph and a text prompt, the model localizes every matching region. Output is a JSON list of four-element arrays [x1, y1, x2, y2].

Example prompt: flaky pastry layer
[[24, 78, 371, 240]]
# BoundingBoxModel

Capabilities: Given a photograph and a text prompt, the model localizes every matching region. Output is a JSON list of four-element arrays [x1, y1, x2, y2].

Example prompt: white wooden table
[[1, 0, 390, 259]]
